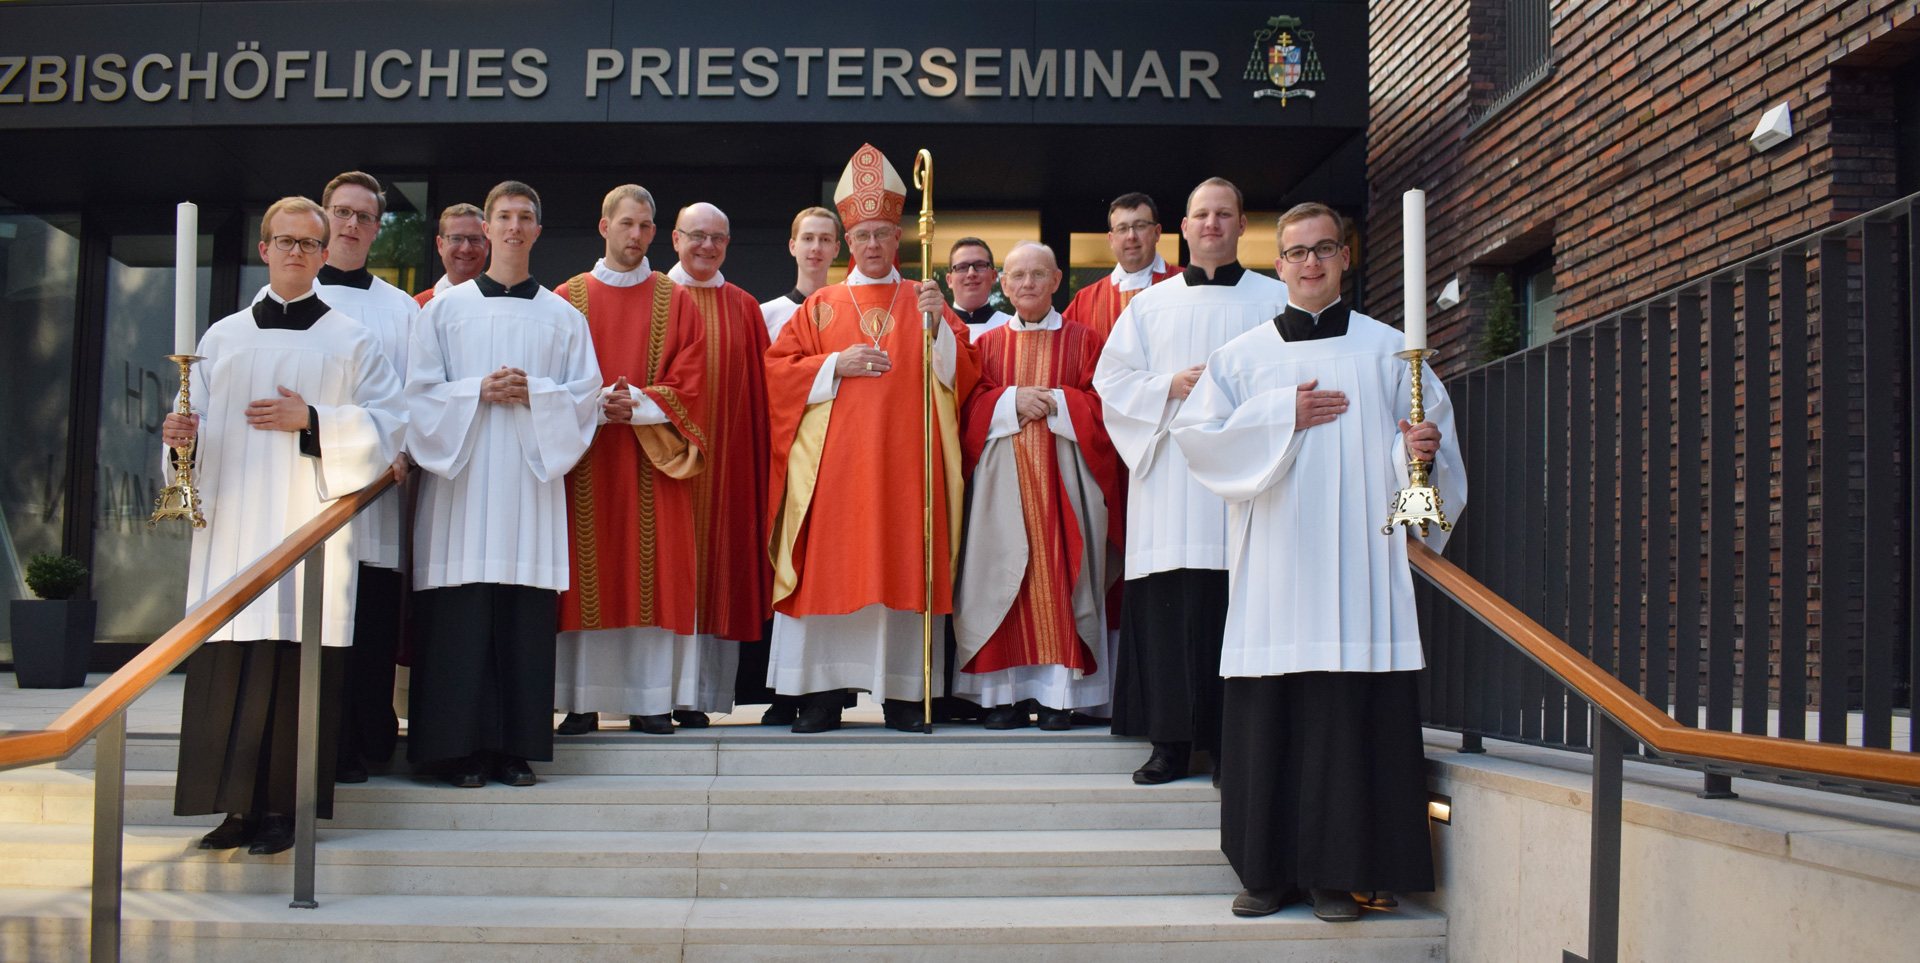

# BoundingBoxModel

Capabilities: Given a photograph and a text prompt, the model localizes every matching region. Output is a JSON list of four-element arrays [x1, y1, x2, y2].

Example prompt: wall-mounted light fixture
[[1436, 278, 1460, 310], [1750, 102, 1793, 152], [1428, 792, 1452, 825]]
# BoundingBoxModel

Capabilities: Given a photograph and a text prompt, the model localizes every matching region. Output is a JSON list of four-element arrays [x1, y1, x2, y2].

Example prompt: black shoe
[[1310, 888, 1362, 922], [556, 711, 598, 735], [1035, 706, 1073, 731], [247, 814, 295, 856], [761, 697, 799, 726], [335, 758, 369, 784], [672, 710, 711, 729], [198, 813, 258, 850], [631, 713, 675, 734], [883, 699, 925, 731], [446, 755, 487, 788], [1232, 887, 1301, 918], [493, 755, 536, 787], [1070, 712, 1111, 726], [791, 692, 843, 733], [1132, 741, 1191, 784], [982, 704, 1032, 730]]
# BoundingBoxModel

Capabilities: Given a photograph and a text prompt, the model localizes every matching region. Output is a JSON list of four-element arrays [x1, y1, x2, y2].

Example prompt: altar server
[[165, 196, 406, 854], [1092, 178, 1286, 785], [1171, 202, 1462, 920], [406, 181, 600, 787], [946, 237, 1011, 342], [760, 207, 839, 340]]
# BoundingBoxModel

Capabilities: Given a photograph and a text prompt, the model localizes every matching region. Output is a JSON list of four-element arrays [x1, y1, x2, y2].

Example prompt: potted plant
[[11, 552, 94, 688]]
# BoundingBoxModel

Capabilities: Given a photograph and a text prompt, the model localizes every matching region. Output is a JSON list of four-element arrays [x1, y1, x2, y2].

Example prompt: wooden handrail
[[1409, 541, 1920, 789], [0, 472, 399, 770]]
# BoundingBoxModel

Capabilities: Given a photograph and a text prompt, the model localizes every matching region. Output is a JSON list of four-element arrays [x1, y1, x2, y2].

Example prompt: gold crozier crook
[[912, 149, 936, 734]]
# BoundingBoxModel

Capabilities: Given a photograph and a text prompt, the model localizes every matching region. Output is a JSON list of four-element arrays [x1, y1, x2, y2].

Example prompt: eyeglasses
[[1002, 270, 1053, 284], [1109, 220, 1158, 236], [440, 234, 486, 248], [1280, 240, 1344, 263], [675, 230, 729, 245], [328, 206, 379, 227], [948, 260, 994, 276], [269, 235, 325, 254], [847, 227, 899, 245]]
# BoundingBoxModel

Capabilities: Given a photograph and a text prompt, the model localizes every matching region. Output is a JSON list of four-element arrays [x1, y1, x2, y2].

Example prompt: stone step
[[0, 888, 1448, 962], [0, 824, 1239, 898], [2, 770, 1222, 832], [63, 728, 1157, 777]]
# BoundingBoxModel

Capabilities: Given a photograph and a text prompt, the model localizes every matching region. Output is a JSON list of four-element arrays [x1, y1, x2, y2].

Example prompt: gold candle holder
[[149, 353, 207, 529], [1383, 347, 1451, 538]]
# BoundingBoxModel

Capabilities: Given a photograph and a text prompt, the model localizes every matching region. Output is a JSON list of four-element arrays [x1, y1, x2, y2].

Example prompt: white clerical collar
[[592, 256, 652, 288], [845, 266, 901, 286], [264, 284, 320, 307], [1285, 296, 1343, 321], [1007, 309, 1062, 332], [1110, 253, 1168, 292], [668, 261, 725, 288]]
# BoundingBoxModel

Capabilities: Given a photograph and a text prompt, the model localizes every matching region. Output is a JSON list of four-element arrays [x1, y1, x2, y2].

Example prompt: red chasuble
[[678, 281, 773, 642], [959, 321, 1125, 673], [414, 288, 437, 308], [1062, 263, 1183, 339], [556, 272, 709, 637], [766, 280, 981, 618]]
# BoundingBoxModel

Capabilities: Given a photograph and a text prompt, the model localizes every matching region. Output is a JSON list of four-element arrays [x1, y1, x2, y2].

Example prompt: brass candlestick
[[1383, 347, 1451, 538], [149, 353, 207, 529]]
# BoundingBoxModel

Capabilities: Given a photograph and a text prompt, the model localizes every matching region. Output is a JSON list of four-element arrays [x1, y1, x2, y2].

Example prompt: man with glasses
[[946, 237, 1011, 342], [1065, 192, 1182, 339], [549, 185, 711, 738], [407, 181, 602, 788], [760, 207, 840, 340], [167, 196, 406, 854], [416, 203, 489, 308], [250, 171, 419, 784], [1093, 177, 1286, 786], [953, 242, 1123, 730], [1171, 202, 1461, 920], [765, 143, 981, 733]]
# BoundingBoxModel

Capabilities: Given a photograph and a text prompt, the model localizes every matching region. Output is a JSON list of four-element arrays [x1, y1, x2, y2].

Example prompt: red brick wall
[[1368, 0, 1920, 376]]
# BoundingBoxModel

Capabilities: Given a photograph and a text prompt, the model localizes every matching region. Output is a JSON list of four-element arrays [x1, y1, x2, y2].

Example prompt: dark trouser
[[1110, 568, 1228, 754], [174, 640, 344, 819], [733, 619, 778, 706], [1219, 671, 1434, 894], [339, 563, 403, 767], [406, 583, 557, 766]]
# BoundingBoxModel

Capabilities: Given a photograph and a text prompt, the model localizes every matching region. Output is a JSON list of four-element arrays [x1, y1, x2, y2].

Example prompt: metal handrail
[[1, 469, 400, 962]]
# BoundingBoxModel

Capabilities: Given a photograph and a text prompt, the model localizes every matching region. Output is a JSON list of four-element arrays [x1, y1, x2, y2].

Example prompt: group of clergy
[[159, 143, 1464, 922]]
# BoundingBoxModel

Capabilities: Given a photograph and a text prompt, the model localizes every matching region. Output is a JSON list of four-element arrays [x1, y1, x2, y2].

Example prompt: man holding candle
[[416, 203, 489, 308], [1092, 177, 1285, 785], [1169, 202, 1463, 920], [164, 196, 407, 854]]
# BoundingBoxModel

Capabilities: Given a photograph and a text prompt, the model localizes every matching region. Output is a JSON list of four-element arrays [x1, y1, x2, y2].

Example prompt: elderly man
[[947, 237, 1010, 342], [760, 207, 840, 340], [1172, 202, 1462, 920], [1093, 177, 1286, 785], [416, 203, 488, 307], [954, 243, 1123, 730], [166, 195, 406, 854], [1064, 192, 1182, 339], [765, 143, 981, 733], [665, 202, 772, 728], [407, 181, 601, 787], [551, 185, 712, 738]]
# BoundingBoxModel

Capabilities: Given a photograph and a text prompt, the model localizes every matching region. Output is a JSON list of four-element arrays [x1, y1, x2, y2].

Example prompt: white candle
[[174, 201, 198, 356], [1402, 190, 1427, 352]]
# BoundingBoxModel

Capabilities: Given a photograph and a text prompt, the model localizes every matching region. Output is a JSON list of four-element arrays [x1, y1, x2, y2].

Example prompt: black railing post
[[1779, 246, 1810, 740], [1861, 219, 1897, 749], [292, 546, 324, 909], [1817, 235, 1853, 745], [89, 709, 125, 963], [1569, 711, 1624, 963]]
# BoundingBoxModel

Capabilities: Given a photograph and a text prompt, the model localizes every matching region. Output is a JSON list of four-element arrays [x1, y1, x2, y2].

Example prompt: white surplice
[[1169, 310, 1465, 677], [406, 279, 601, 591], [181, 292, 407, 647], [1092, 269, 1286, 578], [760, 292, 804, 340], [254, 273, 419, 569]]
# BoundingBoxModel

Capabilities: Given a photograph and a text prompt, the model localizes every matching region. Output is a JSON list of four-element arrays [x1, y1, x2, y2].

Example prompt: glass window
[[93, 233, 211, 646], [0, 207, 82, 657], [1066, 231, 1180, 297], [1520, 261, 1559, 345], [369, 179, 430, 294]]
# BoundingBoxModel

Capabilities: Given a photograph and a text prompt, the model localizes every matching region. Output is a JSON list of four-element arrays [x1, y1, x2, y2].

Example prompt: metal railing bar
[[1818, 234, 1851, 744]]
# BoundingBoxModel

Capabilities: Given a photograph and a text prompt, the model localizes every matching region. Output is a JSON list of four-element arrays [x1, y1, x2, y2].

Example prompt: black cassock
[[1109, 568, 1228, 754], [405, 582, 556, 766]]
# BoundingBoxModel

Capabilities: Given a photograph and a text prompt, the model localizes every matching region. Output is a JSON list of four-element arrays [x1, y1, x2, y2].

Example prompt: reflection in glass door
[[92, 234, 211, 646]]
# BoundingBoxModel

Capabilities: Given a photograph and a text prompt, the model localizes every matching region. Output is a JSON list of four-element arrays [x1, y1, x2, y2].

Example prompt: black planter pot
[[10, 599, 96, 688]]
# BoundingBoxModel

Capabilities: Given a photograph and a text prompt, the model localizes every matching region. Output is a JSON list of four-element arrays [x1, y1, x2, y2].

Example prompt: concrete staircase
[[0, 725, 1446, 961]]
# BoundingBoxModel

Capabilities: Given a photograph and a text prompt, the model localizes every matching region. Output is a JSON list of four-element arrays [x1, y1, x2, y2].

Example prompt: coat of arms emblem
[[1244, 15, 1324, 104]]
